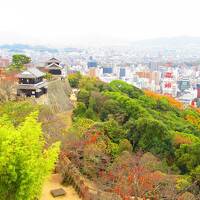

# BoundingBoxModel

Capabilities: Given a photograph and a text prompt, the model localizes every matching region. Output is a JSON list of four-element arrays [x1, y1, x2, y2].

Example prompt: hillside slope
[[64, 74, 200, 199]]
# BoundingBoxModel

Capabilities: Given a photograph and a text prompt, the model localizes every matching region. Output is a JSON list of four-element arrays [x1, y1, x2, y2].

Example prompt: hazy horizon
[[1, 0, 200, 47], [1, 35, 199, 47]]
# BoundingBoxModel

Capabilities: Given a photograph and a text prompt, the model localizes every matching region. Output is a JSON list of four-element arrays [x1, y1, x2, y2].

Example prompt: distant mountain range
[[1, 36, 200, 51], [131, 36, 200, 49], [0, 44, 58, 53], [0, 44, 81, 53]]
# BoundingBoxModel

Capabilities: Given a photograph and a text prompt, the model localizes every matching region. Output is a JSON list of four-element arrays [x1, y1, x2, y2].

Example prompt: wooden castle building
[[17, 68, 47, 98], [46, 57, 63, 75]]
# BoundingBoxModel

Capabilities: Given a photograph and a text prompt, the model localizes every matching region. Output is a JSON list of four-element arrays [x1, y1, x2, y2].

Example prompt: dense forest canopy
[[67, 73, 200, 199]]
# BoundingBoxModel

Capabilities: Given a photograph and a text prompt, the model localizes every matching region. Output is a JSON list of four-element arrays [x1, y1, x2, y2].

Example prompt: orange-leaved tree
[[144, 90, 183, 110]]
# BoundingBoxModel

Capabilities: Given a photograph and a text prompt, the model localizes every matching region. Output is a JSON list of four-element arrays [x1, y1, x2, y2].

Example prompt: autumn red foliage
[[0, 69, 17, 81], [97, 152, 163, 200]]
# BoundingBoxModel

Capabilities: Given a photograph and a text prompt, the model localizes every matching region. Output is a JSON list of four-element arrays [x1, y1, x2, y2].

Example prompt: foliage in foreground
[[0, 111, 60, 200]]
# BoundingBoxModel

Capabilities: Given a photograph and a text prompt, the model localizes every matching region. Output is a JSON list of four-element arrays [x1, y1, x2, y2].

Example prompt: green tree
[[100, 99, 128, 123], [85, 108, 97, 120], [176, 176, 192, 191], [0, 112, 60, 200], [73, 102, 87, 118], [68, 72, 82, 88], [77, 89, 90, 106], [175, 142, 200, 173], [10, 54, 31, 70], [102, 119, 127, 143], [44, 72, 53, 80], [0, 101, 38, 126], [78, 76, 105, 92], [191, 165, 200, 182], [107, 141, 120, 158], [108, 80, 144, 99], [89, 91, 107, 113], [104, 91, 149, 120], [69, 117, 95, 138], [127, 117, 173, 156], [100, 99, 119, 121], [118, 139, 133, 153]]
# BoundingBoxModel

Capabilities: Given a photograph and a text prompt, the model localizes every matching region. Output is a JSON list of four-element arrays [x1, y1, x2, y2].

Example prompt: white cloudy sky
[[0, 0, 200, 46]]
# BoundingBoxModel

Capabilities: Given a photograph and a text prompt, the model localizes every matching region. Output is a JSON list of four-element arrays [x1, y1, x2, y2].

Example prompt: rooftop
[[18, 68, 45, 78], [47, 57, 60, 63], [47, 63, 63, 69]]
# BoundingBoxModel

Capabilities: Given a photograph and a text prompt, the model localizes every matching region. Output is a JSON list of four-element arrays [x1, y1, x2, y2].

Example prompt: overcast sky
[[1, 0, 200, 46]]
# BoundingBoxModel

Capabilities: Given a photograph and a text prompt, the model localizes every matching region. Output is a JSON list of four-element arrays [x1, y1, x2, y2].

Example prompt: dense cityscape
[[1, 38, 200, 107]]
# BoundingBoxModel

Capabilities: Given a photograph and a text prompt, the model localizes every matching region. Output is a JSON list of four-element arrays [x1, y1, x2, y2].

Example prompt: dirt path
[[40, 174, 81, 200], [40, 92, 80, 200]]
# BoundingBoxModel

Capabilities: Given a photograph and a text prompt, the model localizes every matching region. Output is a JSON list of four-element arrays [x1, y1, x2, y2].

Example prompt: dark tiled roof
[[47, 57, 60, 63], [47, 63, 63, 69], [18, 68, 45, 78]]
